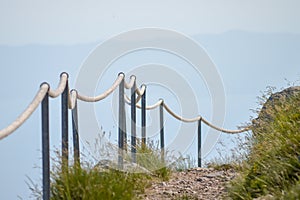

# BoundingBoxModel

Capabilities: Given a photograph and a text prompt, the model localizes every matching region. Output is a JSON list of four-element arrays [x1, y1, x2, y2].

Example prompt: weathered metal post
[[118, 73, 125, 169], [123, 105, 127, 152], [71, 90, 80, 165], [159, 100, 165, 162], [41, 84, 50, 200], [131, 78, 137, 163], [141, 85, 146, 148], [61, 73, 69, 169], [198, 119, 202, 168]]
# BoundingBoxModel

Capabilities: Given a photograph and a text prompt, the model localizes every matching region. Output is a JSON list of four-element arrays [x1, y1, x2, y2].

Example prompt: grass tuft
[[50, 163, 149, 200]]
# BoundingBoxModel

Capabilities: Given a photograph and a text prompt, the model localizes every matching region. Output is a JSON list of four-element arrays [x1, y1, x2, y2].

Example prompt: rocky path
[[140, 168, 236, 200]]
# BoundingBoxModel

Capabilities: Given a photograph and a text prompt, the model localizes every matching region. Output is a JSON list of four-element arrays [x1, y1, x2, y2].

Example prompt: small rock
[[196, 177, 203, 182], [160, 182, 167, 186], [204, 172, 223, 178]]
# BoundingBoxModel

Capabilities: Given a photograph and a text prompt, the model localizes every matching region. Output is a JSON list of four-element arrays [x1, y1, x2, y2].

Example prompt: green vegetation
[[134, 139, 172, 181], [51, 163, 149, 200], [226, 87, 300, 199], [49, 139, 172, 200], [28, 135, 178, 199]]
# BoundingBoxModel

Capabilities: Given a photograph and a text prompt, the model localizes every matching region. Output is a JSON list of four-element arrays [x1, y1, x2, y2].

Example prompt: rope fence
[[0, 72, 251, 200]]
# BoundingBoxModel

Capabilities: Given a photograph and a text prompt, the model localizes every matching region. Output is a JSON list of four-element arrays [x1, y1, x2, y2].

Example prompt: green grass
[[226, 87, 300, 199], [50, 163, 149, 200], [134, 139, 172, 181], [28, 137, 175, 199]]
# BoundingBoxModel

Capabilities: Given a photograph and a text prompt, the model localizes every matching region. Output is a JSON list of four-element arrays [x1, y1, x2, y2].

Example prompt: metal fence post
[[124, 105, 127, 152], [141, 85, 146, 148], [131, 79, 137, 163], [61, 73, 69, 169], [198, 119, 202, 167], [41, 86, 50, 200], [71, 90, 80, 165], [118, 73, 125, 169], [159, 100, 165, 162]]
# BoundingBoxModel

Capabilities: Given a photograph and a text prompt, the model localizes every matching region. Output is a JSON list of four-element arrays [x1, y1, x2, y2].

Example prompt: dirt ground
[[140, 167, 236, 200]]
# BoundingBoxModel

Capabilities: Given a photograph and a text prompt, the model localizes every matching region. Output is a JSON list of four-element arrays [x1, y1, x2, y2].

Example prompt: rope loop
[[48, 72, 68, 98], [69, 89, 78, 109]]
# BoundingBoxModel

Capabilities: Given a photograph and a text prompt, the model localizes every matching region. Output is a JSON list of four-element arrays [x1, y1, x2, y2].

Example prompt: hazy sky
[[0, 1, 300, 199], [0, 0, 300, 45]]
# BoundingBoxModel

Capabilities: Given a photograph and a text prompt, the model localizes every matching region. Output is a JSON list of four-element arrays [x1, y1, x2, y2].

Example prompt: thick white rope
[[48, 73, 68, 98], [0, 72, 249, 141], [124, 94, 133, 104], [0, 73, 69, 140], [123, 74, 146, 96], [133, 85, 146, 103], [141, 99, 163, 110], [124, 84, 146, 106], [136, 85, 146, 96], [0, 84, 49, 140], [163, 102, 201, 123], [125, 94, 163, 110], [124, 75, 136, 89], [201, 117, 250, 134], [69, 90, 78, 110], [163, 102, 250, 133], [76, 74, 124, 102], [124, 93, 250, 133]]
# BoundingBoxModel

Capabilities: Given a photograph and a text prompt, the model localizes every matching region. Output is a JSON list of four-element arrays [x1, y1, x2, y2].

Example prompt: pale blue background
[[0, 1, 300, 199]]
